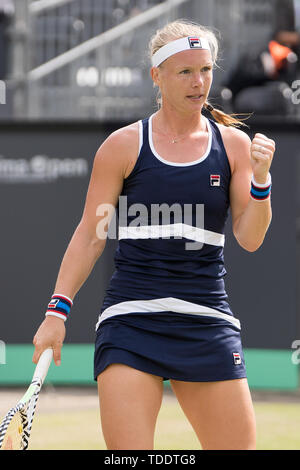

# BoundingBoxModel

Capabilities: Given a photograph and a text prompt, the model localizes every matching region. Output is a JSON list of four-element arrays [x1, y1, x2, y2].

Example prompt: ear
[[150, 66, 160, 87]]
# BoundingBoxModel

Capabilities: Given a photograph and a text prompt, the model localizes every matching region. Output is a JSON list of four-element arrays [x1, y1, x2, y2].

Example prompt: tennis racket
[[0, 348, 53, 450]]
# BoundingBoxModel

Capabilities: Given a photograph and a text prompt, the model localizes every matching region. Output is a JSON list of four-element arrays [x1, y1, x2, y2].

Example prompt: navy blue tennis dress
[[94, 114, 247, 382]]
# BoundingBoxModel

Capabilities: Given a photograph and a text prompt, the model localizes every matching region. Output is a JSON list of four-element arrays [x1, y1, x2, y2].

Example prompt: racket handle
[[33, 348, 53, 384]]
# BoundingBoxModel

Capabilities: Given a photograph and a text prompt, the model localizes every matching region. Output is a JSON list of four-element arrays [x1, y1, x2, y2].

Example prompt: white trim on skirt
[[95, 297, 241, 331]]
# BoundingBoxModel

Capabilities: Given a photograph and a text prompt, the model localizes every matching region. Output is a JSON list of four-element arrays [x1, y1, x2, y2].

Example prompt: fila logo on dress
[[233, 352, 242, 365], [210, 175, 220, 187]]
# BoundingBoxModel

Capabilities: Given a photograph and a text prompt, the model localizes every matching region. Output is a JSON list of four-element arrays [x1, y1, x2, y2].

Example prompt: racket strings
[[0, 352, 52, 450], [0, 412, 23, 450], [0, 395, 39, 451]]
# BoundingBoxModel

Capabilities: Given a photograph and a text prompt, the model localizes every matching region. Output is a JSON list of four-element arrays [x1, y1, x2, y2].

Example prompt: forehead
[[165, 49, 213, 67]]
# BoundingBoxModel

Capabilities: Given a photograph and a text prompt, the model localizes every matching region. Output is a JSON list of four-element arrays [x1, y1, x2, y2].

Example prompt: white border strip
[[138, 120, 143, 155], [251, 172, 272, 188], [52, 293, 73, 305], [95, 297, 240, 330], [45, 311, 66, 321], [119, 223, 225, 247]]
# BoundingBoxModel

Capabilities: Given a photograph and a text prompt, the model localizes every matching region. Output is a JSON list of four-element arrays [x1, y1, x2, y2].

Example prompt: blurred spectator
[[0, 0, 14, 79], [272, 0, 300, 70], [224, 0, 300, 114]]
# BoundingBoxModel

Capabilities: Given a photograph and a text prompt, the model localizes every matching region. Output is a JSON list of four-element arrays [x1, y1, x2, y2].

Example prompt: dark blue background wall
[[0, 119, 298, 350]]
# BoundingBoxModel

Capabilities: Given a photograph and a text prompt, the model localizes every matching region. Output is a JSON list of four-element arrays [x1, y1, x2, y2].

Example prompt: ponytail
[[204, 102, 251, 128], [154, 95, 250, 129]]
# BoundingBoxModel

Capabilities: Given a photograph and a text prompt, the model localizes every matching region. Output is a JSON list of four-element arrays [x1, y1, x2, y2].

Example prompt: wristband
[[45, 294, 73, 321], [250, 173, 272, 201]]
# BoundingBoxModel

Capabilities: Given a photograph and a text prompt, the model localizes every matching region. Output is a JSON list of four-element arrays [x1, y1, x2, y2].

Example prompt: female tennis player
[[32, 20, 275, 450]]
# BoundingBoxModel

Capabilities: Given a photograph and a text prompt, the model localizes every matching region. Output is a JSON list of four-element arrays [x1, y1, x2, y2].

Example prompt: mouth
[[186, 94, 204, 101]]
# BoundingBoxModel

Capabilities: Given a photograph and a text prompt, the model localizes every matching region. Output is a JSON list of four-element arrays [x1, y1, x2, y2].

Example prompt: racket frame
[[0, 348, 53, 450]]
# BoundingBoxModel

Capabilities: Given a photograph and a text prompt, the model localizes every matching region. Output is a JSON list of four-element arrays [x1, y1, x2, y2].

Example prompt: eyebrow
[[176, 63, 214, 69]]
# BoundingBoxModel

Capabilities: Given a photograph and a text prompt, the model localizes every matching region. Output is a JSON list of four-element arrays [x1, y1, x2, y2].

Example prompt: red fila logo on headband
[[188, 37, 203, 49]]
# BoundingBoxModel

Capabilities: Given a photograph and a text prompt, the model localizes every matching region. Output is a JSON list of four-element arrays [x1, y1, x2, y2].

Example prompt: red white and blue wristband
[[250, 173, 272, 202], [45, 294, 73, 321]]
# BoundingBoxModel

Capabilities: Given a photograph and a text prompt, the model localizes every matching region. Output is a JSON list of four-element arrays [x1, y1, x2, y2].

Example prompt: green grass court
[[7, 389, 300, 450]]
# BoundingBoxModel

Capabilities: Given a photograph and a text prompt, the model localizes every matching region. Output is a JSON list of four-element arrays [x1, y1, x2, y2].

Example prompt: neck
[[154, 105, 205, 138]]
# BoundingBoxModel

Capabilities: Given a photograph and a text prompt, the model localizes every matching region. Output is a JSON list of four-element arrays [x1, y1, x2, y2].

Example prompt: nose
[[192, 72, 204, 87]]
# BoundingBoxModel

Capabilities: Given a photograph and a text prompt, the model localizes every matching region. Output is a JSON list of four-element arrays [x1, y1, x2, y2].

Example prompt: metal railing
[[6, 0, 299, 120], [25, 0, 191, 120], [29, 0, 163, 69]]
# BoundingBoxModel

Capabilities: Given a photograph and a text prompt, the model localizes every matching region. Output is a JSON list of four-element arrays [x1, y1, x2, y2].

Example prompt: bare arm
[[52, 135, 126, 300], [33, 124, 139, 364], [222, 127, 275, 252]]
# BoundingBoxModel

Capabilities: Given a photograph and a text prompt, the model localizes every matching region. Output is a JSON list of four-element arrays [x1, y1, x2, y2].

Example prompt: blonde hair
[[149, 20, 249, 128]]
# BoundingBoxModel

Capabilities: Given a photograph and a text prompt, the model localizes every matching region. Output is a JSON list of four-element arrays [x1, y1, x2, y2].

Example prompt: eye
[[202, 66, 212, 72], [179, 69, 191, 74]]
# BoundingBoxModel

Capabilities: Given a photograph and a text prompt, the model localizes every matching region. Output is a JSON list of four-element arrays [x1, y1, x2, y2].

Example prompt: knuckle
[[33, 338, 41, 347]]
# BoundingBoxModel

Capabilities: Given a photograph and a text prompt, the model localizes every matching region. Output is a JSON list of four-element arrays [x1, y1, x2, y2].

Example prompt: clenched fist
[[250, 133, 275, 184]]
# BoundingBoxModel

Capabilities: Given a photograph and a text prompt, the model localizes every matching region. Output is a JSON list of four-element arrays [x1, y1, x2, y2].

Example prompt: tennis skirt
[[94, 311, 247, 382]]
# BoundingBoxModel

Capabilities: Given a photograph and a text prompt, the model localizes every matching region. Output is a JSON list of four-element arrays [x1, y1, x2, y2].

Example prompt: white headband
[[151, 36, 211, 68]]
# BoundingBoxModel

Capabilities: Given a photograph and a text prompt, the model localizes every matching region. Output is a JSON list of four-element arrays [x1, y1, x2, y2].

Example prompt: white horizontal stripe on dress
[[118, 223, 225, 247], [95, 297, 240, 331]]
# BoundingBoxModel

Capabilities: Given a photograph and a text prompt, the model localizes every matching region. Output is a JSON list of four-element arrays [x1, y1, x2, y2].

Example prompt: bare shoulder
[[95, 121, 140, 178], [215, 123, 251, 172], [107, 121, 139, 146]]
